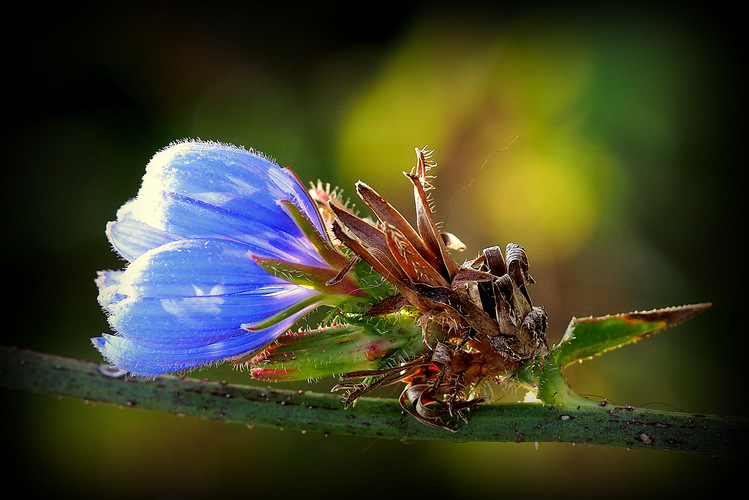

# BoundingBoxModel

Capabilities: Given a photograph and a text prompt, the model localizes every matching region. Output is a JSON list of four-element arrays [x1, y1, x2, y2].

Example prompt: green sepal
[[277, 199, 349, 270], [247, 312, 427, 381], [240, 293, 334, 332], [253, 255, 367, 298], [347, 259, 401, 303]]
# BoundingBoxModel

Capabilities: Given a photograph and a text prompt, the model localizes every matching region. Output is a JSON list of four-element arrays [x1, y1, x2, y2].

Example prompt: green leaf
[[513, 303, 711, 409], [549, 303, 711, 368]]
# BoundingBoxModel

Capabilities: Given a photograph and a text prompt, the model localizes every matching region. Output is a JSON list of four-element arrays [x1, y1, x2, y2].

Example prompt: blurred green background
[[6, 2, 744, 497]]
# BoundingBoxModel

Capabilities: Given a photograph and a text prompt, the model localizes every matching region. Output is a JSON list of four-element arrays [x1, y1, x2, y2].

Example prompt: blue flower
[[94, 140, 362, 376]]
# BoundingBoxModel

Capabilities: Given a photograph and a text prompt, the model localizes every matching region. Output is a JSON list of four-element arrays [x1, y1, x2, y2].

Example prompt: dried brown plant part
[[329, 201, 407, 282], [411, 283, 501, 338], [326, 147, 552, 427], [399, 384, 456, 430], [355, 180, 443, 273], [331, 218, 409, 294], [362, 293, 410, 317], [405, 147, 460, 279], [491, 307, 549, 362], [450, 267, 497, 288], [384, 223, 450, 287], [332, 357, 433, 407], [398, 377, 485, 431]]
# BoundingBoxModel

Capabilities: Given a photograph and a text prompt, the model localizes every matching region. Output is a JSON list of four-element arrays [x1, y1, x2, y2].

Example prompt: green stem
[[2, 346, 746, 457]]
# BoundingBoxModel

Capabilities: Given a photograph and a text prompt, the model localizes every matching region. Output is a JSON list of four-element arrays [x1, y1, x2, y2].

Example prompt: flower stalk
[[3, 345, 746, 457]]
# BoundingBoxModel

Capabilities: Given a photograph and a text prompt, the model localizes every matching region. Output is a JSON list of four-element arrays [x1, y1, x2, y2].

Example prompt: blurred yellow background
[[6, 2, 744, 497]]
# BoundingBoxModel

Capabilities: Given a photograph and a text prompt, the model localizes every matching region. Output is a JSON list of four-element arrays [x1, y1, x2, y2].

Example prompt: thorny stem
[[2, 346, 746, 458]]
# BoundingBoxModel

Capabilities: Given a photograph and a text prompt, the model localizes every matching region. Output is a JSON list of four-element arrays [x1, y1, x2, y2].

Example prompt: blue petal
[[95, 270, 124, 309], [109, 140, 326, 265], [130, 190, 323, 265], [106, 202, 178, 262], [98, 238, 321, 347], [92, 310, 309, 376]]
